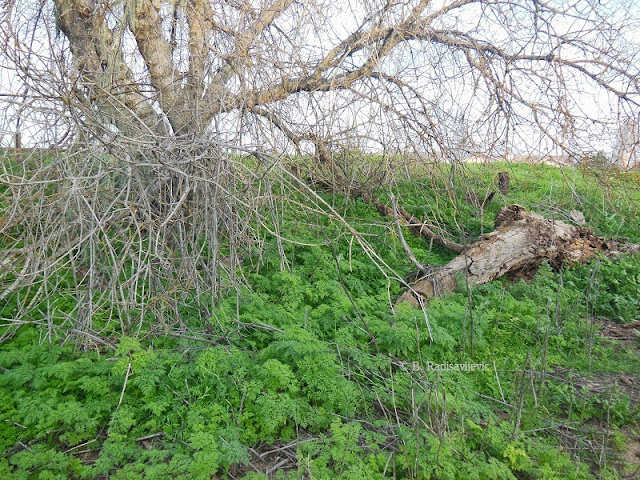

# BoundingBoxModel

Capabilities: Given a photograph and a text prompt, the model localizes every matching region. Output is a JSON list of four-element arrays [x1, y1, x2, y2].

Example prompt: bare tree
[[1, 0, 639, 340], [5, 0, 638, 153]]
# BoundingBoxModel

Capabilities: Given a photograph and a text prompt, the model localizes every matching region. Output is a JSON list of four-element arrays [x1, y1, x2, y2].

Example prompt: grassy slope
[[1, 162, 640, 479]]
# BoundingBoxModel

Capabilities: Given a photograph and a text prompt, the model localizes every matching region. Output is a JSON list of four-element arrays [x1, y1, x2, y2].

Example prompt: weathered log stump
[[498, 171, 510, 195], [397, 205, 637, 306]]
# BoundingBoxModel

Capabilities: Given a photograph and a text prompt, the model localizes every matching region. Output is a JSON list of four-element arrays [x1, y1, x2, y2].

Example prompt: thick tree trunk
[[397, 205, 637, 306]]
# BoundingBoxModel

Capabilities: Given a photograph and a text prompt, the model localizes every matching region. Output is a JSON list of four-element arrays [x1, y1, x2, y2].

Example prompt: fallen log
[[397, 205, 639, 306]]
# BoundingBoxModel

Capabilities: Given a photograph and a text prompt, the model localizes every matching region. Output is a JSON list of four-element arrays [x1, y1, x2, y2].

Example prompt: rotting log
[[397, 205, 639, 306]]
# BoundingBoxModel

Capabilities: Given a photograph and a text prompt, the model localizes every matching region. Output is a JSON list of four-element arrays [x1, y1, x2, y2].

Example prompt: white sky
[[0, 0, 638, 159]]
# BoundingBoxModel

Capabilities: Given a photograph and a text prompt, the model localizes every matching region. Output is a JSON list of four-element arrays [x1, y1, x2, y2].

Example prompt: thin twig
[[390, 193, 426, 275], [116, 362, 132, 411]]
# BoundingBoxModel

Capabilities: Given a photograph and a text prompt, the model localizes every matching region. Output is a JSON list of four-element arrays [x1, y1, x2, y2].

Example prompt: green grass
[[1, 161, 639, 479]]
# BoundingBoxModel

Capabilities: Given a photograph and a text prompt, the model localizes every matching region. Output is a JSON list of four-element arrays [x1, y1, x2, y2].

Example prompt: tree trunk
[[397, 205, 637, 306]]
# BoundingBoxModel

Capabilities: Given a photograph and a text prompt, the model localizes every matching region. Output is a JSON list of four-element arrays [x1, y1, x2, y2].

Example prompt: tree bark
[[397, 205, 638, 306], [498, 172, 510, 195]]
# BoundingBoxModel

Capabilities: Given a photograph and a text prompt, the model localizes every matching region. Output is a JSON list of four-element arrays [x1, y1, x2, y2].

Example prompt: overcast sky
[[1, 0, 638, 160]]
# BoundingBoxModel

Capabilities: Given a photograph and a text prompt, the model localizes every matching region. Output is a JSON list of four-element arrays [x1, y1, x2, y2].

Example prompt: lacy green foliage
[[297, 420, 388, 479], [565, 255, 640, 324], [6, 254, 638, 477], [2, 164, 640, 478]]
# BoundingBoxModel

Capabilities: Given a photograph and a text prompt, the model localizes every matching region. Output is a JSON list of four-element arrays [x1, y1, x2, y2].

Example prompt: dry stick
[[586, 260, 602, 369], [329, 241, 380, 354], [511, 352, 530, 440], [481, 191, 496, 209], [135, 432, 164, 442], [372, 199, 465, 254], [1, 319, 117, 351], [116, 362, 132, 411], [538, 299, 552, 394], [416, 295, 434, 343], [463, 254, 474, 359], [390, 194, 426, 275], [266, 459, 290, 475], [64, 437, 99, 454], [310, 134, 464, 257], [491, 289, 507, 403], [529, 367, 538, 408], [389, 365, 402, 427], [600, 389, 612, 469], [258, 438, 315, 458], [396, 204, 465, 254], [616, 320, 640, 329]]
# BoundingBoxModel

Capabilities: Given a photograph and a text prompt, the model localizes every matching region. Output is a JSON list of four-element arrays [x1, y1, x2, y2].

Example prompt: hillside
[[1, 161, 640, 479]]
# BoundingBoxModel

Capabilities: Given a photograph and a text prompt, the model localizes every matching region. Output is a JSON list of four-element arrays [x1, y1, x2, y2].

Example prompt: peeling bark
[[498, 172, 510, 195], [397, 205, 638, 306]]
